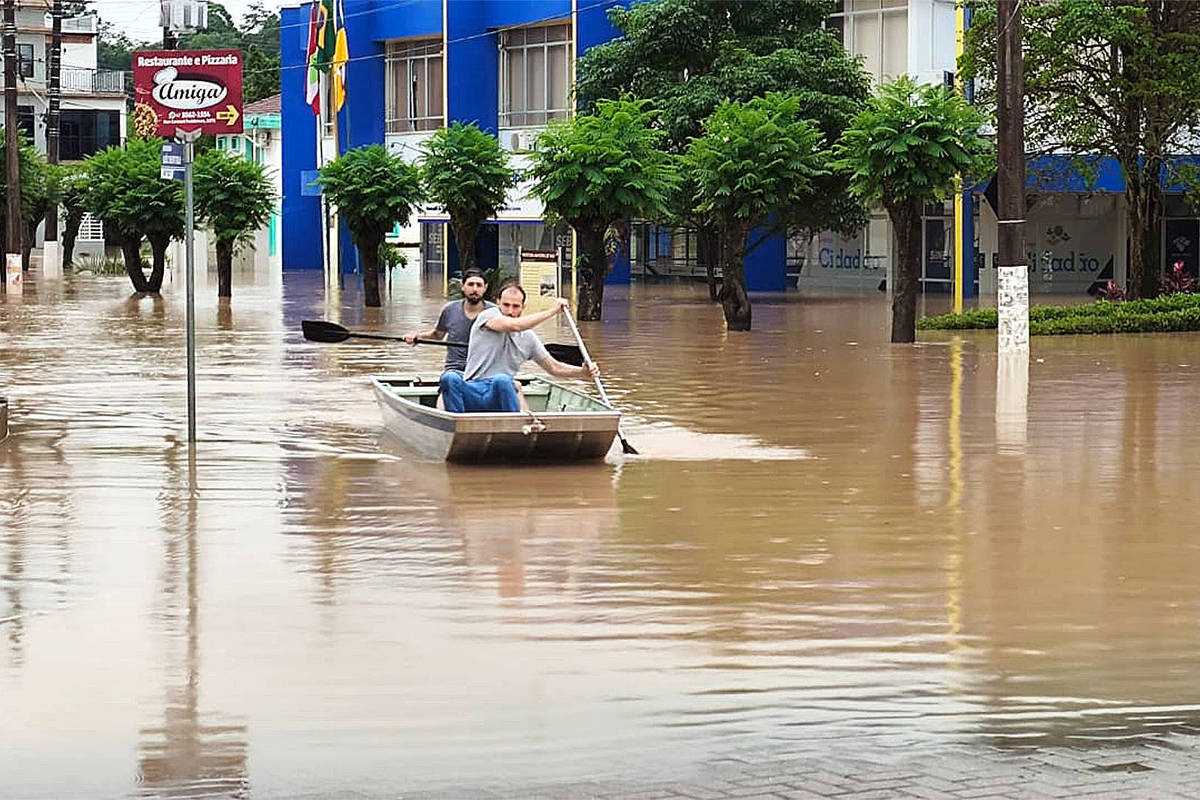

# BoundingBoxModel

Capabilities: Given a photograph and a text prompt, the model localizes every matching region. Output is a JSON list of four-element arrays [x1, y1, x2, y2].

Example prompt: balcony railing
[[62, 67, 127, 94], [61, 15, 98, 33]]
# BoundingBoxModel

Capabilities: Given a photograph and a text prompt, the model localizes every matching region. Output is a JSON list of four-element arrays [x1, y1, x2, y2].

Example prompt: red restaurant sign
[[132, 49, 243, 137]]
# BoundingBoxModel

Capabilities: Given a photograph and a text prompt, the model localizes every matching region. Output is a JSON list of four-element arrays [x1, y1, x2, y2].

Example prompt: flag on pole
[[315, 0, 336, 70], [332, 0, 349, 112], [305, 0, 320, 114]]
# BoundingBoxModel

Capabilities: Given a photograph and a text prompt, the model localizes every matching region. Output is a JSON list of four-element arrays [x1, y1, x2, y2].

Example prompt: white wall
[[905, 0, 957, 86]]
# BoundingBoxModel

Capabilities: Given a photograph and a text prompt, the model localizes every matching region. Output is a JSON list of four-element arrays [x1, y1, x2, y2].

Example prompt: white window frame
[[17, 43, 35, 79], [498, 22, 572, 128], [385, 38, 444, 133], [827, 0, 908, 85]]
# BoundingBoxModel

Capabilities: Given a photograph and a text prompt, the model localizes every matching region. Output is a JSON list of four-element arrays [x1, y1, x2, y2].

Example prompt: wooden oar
[[301, 320, 585, 365], [560, 306, 638, 456]]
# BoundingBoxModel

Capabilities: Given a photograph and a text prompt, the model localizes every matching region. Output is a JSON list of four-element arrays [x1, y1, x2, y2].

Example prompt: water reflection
[[996, 352, 1029, 454], [137, 450, 249, 798], [3, 275, 1200, 795]]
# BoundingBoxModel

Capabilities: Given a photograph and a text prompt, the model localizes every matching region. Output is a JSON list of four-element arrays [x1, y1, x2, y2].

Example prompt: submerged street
[[4, 271, 1200, 798]]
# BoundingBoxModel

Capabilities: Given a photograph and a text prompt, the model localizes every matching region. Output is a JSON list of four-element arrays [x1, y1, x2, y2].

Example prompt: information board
[[133, 49, 243, 137]]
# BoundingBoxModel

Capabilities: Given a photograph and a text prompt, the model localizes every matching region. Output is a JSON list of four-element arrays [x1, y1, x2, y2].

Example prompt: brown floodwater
[[3, 268, 1200, 798]]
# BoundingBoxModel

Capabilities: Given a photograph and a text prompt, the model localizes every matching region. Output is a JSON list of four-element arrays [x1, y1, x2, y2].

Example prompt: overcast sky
[[92, 0, 282, 44]]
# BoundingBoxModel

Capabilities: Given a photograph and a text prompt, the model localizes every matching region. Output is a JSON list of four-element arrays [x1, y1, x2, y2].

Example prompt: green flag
[[313, 0, 336, 72]]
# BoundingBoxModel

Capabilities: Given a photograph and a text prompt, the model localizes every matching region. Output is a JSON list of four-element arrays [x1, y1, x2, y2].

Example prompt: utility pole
[[995, 0, 1028, 354], [3, 0, 22, 293], [45, 0, 62, 240]]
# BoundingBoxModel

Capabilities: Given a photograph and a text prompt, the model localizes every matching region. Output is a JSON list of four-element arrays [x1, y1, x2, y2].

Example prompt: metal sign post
[[177, 129, 201, 445], [138, 45, 242, 448]]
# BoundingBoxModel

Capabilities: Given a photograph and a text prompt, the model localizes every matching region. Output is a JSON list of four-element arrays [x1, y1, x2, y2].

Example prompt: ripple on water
[[4, 277, 1200, 795]]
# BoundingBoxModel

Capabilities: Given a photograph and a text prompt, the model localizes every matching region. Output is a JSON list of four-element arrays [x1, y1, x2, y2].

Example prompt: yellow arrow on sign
[[216, 105, 240, 126]]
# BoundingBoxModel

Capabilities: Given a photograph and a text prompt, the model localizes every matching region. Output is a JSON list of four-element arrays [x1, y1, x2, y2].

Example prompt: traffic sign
[[161, 142, 186, 181], [133, 49, 244, 137]]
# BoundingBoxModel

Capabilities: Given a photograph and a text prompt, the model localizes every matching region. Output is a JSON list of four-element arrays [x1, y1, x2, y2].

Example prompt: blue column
[[963, 190, 977, 298], [279, 4, 323, 271], [744, 228, 787, 291], [962, 5, 977, 298]]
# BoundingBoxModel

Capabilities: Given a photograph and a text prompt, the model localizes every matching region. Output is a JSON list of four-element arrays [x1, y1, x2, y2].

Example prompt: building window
[[17, 105, 35, 140], [17, 44, 34, 78], [827, 0, 908, 85], [499, 22, 571, 128], [385, 38, 443, 133], [60, 110, 122, 160]]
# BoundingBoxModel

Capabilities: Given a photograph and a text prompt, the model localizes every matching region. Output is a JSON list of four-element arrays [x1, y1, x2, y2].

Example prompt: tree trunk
[[360, 235, 382, 307], [449, 214, 480, 275], [697, 227, 720, 301], [1139, 169, 1163, 299], [717, 223, 752, 331], [146, 234, 168, 293], [121, 236, 149, 293], [576, 223, 607, 321], [62, 210, 82, 267], [22, 219, 36, 270], [886, 198, 923, 343], [216, 239, 233, 298]]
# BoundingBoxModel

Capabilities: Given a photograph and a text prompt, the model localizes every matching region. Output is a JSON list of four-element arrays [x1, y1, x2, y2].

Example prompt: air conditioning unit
[[160, 0, 208, 33], [506, 129, 539, 153]]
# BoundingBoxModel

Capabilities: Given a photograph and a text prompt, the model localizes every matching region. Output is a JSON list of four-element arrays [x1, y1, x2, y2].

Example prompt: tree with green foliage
[[963, 0, 1200, 299], [686, 94, 827, 331], [178, 2, 241, 49], [22, 164, 61, 270], [97, 22, 137, 72], [833, 78, 991, 343], [0, 136, 53, 263], [576, 0, 870, 295], [527, 98, 677, 320], [85, 138, 185, 293], [318, 145, 424, 307], [59, 165, 89, 267], [194, 150, 276, 299], [242, 1, 281, 101], [419, 123, 515, 277]]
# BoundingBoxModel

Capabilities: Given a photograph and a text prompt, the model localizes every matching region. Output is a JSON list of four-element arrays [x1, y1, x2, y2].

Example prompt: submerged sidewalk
[[393, 739, 1200, 800]]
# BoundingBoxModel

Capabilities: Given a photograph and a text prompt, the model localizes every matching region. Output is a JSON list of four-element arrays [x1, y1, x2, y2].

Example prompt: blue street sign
[[301, 169, 323, 196], [160, 143, 186, 181]]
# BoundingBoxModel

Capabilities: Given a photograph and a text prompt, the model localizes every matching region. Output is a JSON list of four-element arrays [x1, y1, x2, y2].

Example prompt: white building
[[3, 1, 128, 161], [216, 94, 283, 277]]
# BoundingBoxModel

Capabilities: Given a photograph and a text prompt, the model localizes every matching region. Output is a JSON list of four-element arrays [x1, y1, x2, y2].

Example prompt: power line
[[17, 0, 623, 81]]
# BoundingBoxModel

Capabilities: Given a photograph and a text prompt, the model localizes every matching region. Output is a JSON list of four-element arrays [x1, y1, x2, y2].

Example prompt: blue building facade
[[279, 0, 794, 292], [281, 0, 1200, 301]]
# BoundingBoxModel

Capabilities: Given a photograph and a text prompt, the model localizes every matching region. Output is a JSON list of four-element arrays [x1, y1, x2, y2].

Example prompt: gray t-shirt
[[464, 307, 551, 380], [436, 299, 495, 371]]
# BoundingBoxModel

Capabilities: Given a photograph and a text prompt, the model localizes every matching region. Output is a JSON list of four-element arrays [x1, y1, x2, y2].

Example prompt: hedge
[[917, 293, 1200, 335]]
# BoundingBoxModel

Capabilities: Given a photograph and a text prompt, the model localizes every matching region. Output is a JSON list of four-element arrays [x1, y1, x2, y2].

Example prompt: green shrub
[[918, 293, 1200, 335], [71, 253, 127, 276], [917, 308, 998, 329]]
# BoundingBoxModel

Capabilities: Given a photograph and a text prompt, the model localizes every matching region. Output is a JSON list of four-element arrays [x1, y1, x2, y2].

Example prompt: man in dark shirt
[[402, 269, 495, 373]]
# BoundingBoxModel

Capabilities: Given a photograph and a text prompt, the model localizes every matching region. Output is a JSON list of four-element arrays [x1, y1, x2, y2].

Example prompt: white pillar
[[997, 265, 1029, 354], [5, 253, 21, 295], [42, 240, 62, 280]]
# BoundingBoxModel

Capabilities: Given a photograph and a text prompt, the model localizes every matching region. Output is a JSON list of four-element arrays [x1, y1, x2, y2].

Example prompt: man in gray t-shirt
[[439, 284, 598, 413], [403, 270, 494, 372]]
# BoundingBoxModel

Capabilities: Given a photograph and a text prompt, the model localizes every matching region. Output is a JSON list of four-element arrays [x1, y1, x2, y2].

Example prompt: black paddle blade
[[545, 343, 584, 366], [302, 320, 351, 344]]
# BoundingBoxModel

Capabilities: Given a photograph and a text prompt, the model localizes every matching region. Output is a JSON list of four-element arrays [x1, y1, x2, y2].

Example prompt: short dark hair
[[498, 282, 526, 302], [462, 268, 486, 283]]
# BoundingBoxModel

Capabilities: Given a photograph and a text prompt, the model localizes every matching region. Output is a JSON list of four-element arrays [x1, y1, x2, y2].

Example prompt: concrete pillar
[[5, 253, 21, 295], [42, 240, 62, 280]]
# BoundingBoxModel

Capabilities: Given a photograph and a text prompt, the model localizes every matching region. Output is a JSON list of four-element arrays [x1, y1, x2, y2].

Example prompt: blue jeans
[[439, 372, 520, 413]]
